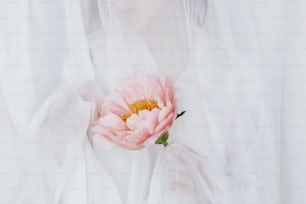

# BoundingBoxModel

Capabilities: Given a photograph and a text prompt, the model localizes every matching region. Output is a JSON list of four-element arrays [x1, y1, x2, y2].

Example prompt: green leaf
[[155, 131, 169, 147], [176, 110, 186, 120]]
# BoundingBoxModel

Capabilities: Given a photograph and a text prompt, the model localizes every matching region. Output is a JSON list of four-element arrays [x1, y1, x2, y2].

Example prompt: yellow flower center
[[122, 99, 159, 121]]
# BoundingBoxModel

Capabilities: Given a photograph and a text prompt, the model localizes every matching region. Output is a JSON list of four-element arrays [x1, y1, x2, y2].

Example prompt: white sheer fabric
[[1, 0, 306, 204]]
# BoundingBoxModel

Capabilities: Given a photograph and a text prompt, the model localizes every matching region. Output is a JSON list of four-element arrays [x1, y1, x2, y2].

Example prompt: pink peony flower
[[91, 75, 178, 150]]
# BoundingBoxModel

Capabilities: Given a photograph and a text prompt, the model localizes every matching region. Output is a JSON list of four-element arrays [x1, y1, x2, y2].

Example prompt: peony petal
[[126, 114, 141, 130], [125, 128, 150, 144], [104, 93, 130, 115], [154, 112, 175, 134], [158, 106, 174, 122], [119, 89, 137, 105], [143, 109, 159, 134], [92, 114, 127, 130], [91, 115, 128, 143], [106, 134, 144, 150], [137, 109, 152, 120]]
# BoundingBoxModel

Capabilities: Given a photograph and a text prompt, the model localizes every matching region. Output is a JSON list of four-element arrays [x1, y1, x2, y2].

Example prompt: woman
[[78, 1, 219, 203]]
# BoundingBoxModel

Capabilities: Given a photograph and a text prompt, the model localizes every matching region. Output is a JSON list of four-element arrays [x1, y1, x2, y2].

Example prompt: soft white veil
[[1, 0, 300, 203]]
